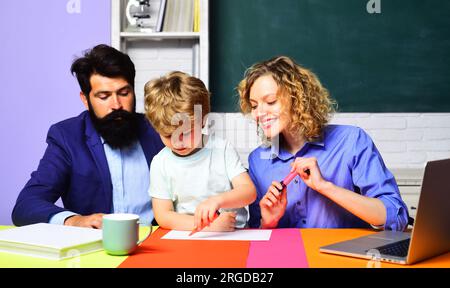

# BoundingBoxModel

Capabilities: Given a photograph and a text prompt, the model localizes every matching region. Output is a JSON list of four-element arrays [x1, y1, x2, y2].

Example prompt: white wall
[[332, 113, 450, 169], [206, 112, 450, 217], [129, 39, 197, 112], [207, 113, 450, 170]]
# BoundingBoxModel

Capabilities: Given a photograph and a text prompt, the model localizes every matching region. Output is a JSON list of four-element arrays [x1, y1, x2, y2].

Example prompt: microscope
[[126, 0, 154, 30]]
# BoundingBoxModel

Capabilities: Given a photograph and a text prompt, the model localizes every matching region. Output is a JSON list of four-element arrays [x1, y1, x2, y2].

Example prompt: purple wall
[[0, 0, 111, 225]]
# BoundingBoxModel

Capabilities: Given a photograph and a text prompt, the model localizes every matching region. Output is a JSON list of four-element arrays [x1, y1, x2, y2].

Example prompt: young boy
[[144, 71, 256, 232]]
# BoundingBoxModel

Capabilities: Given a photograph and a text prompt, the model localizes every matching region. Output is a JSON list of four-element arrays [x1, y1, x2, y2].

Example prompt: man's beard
[[88, 103, 139, 150]]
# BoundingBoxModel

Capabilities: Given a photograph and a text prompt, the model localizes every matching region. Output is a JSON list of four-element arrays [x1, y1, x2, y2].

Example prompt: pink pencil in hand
[[277, 169, 310, 192]]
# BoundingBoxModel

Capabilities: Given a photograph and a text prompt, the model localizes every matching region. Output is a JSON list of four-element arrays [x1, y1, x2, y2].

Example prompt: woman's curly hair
[[238, 56, 336, 141]]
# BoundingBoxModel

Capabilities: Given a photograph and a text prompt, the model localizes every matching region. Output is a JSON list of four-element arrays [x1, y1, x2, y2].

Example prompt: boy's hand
[[193, 196, 222, 232], [204, 211, 236, 232]]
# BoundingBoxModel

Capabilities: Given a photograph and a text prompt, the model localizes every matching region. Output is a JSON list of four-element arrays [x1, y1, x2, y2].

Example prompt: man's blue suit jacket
[[12, 111, 164, 226]]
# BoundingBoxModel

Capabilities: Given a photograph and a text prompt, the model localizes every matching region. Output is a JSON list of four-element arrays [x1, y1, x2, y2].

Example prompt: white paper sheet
[[161, 229, 272, 241]]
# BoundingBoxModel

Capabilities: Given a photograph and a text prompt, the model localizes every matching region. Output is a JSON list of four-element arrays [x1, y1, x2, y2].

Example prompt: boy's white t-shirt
[[149, 134, 249, 228]]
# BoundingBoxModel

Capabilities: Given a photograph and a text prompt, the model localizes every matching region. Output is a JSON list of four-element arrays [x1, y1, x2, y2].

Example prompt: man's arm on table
[[12, 124, 75, 226]]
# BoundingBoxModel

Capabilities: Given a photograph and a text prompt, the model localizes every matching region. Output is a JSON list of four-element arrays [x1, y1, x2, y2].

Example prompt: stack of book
[[0, 223, 103, 260], [156, 0, 200, 32]]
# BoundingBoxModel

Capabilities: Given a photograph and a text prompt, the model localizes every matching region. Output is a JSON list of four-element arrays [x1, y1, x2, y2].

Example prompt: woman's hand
[[259, 181, 288, 228], [290, 157, 329, 194]]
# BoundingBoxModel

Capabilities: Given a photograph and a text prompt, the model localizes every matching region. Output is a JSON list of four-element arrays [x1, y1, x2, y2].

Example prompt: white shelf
[[111, 0, 209, 84], [119, 31, 201, 40], [111, 0, 209, 113]]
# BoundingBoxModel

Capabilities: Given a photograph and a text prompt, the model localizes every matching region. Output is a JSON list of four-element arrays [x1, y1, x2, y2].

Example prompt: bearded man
[[12, 44, 164, 228]]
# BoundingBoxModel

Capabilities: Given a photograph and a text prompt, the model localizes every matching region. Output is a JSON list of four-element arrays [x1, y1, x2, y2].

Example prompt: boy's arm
[[152, 198, 196, 230], [220, 140, 257, 209], [194, 172, 257, 229], [152, 197, 238, 232], [217, 171, 257, 209]]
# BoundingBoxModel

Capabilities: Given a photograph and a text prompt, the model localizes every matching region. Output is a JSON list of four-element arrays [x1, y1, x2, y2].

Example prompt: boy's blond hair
[[144, 71, 210, 136]]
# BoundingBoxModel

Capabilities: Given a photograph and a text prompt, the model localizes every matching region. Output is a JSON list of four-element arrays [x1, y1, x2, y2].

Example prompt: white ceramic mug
[[102, 213, 152, 256]]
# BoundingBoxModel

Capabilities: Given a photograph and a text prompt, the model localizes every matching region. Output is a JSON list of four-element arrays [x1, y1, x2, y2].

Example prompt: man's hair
[[144, 71, 210, 136], [70, 44, 136, 97]]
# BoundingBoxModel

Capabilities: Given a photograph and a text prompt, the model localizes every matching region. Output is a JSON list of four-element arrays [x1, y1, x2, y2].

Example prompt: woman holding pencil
[[238, 56, 409, 231]]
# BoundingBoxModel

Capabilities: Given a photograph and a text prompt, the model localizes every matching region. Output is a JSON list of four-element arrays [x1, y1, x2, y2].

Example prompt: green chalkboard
[[210, 0, 450, 112]]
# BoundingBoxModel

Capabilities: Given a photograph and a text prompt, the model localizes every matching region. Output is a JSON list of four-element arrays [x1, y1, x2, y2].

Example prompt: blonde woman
[[238, 56, 408, 231]]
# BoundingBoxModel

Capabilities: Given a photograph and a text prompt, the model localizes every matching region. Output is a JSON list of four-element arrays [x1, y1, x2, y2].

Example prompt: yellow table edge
[[1, 226, 449, 268], [0, 225, 154, 268]]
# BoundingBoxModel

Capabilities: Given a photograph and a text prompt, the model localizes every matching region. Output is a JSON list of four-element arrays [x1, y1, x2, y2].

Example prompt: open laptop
[[320, 158, 450, 265]]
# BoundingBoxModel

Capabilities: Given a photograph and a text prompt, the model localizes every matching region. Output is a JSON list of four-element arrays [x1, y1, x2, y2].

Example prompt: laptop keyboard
[[372, 238, 411, 257]]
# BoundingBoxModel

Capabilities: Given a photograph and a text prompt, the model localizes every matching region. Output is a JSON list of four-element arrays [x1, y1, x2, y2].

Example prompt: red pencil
[[189, 210, 221, 236]]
